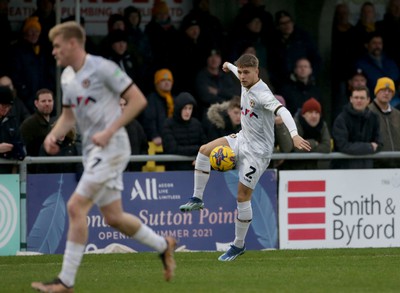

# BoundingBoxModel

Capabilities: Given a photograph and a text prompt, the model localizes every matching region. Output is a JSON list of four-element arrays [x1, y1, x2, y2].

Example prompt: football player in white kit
[[179, 54, 311, 261], [31, 22, 176, 293]]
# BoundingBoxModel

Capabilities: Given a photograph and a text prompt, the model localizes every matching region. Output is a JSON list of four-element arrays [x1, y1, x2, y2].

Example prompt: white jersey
[[61, 54, 132, 152], [228, 64, 281, 158]]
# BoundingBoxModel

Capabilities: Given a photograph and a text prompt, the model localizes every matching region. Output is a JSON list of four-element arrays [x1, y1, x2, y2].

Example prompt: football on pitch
[[209, 145, 236, 172]]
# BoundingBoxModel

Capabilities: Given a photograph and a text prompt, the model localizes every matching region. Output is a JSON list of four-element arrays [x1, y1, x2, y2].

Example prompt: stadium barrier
[[0, 152, 400, 254]]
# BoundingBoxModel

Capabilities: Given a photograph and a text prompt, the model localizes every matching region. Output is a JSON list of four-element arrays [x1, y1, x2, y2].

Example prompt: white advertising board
[[9, 0, 191, 36], [279, 170, 400, 249]]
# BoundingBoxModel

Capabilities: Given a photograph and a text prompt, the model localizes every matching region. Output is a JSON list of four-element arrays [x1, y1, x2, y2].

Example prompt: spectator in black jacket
[[331, 85, 382, 169], [0, 86, 25, 174], [269, 10, 321, 91], [120, 97, 148, 172], [203, 96, 241, 142], [195, 49, 240, 119], [37, 125, 82, 175], [162, 92, 207, 170], [279, 57, 322, 116], [141, 69, 175, 146], [20, 88, 56, 158]]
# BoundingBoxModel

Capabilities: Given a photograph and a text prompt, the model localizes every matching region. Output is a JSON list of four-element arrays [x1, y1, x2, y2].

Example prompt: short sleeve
[[101, 60, 133, 95], [262, 90, 281, 112]]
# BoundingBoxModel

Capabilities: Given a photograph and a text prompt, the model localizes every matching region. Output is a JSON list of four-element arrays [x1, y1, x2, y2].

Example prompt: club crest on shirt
[[82, 79, 90, 88], [249, 99, 255, 108]]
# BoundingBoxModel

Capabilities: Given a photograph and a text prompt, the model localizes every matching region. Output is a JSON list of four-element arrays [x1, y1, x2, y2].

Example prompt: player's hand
[[0, 142, 13, 153], [44, 134, 60, 155], [92, 129, 113, 147], [293, 135, 312, 151], [222, 62, 230, 73]]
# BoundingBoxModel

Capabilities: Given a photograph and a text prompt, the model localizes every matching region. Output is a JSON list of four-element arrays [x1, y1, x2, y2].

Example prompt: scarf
[[156, 88, 174, 117]]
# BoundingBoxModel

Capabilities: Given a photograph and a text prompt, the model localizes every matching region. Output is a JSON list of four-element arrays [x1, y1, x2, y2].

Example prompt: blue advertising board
[[0, 175, 20, 256], [27, 170, 277, 254]]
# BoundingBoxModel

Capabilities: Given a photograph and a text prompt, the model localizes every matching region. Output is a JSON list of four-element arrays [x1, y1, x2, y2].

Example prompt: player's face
[[52, 35, 74, 67], [302, 110, 321, 127], [350, 90, 370, 112], [181, 104, 193, 121], [237, 66, 259, 89]]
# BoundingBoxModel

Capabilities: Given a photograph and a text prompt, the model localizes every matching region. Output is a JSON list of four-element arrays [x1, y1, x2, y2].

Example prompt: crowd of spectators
[[1, 0, 400, 173]]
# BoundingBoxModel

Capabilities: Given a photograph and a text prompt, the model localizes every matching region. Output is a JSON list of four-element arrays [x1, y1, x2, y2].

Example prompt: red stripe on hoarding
[[288, 213, 325, 224], [288, 196, 325, 208], [289, 229, 325, 240], [288, 181, 326, 192]]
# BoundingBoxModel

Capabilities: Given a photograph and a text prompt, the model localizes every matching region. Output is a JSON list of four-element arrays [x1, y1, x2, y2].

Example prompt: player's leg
[[31, 193, 93, 292], [218, 183, 252, 261], [219, 153, 267, 261], [180, 136, 229, 212], [100, 198, 176, 281]]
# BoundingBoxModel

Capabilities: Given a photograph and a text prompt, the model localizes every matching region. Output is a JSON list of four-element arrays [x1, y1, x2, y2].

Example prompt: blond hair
[[235, 53, 259, 68], [49, 21, 86, 46]]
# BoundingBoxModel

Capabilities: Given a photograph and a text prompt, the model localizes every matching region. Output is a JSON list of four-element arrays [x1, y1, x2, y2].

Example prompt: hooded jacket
[[204, 101, 241, 141], [162, 92, 207, 170]]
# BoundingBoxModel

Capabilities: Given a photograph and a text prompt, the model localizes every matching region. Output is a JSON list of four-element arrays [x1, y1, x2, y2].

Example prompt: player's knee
[[67, 199, 82, 220], [199, 144, 209, 155]]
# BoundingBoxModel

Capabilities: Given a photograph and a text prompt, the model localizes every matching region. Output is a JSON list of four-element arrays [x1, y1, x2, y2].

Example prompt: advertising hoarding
[[27, 170, 278, 254], [279, 170, 400, 249]]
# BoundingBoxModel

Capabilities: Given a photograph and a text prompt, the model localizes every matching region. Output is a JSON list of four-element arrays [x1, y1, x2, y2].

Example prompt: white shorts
[[76, 131, 130, 207], [225, 132, 271, 190]]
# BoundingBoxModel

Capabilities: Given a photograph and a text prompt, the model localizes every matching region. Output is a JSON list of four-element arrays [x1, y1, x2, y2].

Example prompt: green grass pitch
[[1, 248, 399, 292]]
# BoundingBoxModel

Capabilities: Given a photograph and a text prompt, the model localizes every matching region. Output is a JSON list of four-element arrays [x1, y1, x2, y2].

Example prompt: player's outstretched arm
[[222, 62, 239, 79]]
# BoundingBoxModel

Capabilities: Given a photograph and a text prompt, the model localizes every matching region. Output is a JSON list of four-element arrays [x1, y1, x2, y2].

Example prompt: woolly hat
[[0, 86, 14, 105], [154, 69, 173, 84], [374, 77, 395, 95], [23, 16, 41, 33], [301, 98, 321, 114], [152, 0, 170, 16]]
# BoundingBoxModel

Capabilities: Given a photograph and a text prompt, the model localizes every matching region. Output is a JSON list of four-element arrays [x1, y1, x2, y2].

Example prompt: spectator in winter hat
[[369, 77, 400, 168], [281, 97, 331, 170], [141, 69, 175, 146], [145, 0, 179, 70]]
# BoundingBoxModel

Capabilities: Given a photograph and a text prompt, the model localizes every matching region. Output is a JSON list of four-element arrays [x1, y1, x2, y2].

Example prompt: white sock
[[132, 224, 167, 253], [233, 201, 252, 248], [193, 153, 210, 200], [58, 241, 85, 287]]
